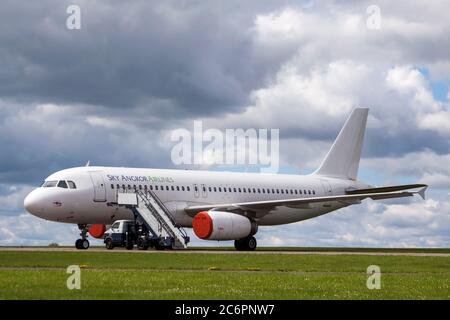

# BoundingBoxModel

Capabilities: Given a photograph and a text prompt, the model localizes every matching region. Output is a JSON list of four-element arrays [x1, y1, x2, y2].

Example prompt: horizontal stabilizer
[[346, 184, 428, 195]]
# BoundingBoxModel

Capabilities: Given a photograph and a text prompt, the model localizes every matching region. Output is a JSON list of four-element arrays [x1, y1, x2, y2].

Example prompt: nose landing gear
[[75, 224, 90, 250]]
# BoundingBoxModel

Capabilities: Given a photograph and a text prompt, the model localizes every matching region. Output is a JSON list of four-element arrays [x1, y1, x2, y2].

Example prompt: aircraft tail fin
[[313, 107, 369, 180]]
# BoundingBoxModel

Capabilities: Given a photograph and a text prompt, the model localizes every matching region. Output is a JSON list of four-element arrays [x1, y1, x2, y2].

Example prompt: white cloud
[[257, 196, 450, 248]]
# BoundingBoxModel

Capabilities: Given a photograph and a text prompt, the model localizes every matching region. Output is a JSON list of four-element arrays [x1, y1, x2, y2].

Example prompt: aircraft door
[[89, 172, 107, 202], [201, 184, 207, 198], [321, 180, 333, 196], [193, 184, 199, 198], [320, 180, 333, 207]]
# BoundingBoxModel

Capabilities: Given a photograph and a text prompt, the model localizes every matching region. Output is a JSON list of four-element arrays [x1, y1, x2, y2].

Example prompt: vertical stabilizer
[[313, 108, 368, 180]]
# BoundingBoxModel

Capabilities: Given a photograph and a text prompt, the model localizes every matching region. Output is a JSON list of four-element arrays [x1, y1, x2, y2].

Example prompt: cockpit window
[[57, 180, 68, 188], [42, 181, 57, 188], [67, 181, 77, 189]]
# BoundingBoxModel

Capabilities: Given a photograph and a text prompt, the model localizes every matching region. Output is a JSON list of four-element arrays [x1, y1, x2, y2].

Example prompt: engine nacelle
[[192, 211, 257, 241], [89, 224, 106, 239]]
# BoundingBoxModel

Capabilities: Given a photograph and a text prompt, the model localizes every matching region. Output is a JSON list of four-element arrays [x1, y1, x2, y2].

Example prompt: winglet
[[417, 186, 428, 200], [85, 160, 90, 167]]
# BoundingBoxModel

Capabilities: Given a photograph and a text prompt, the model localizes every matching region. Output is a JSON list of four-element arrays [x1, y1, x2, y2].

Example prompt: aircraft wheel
[[246, 236, 257, 251], [234, 236, 257, 251], [234, 239, 244, 251], [75, 239, 82, 250], [81, 239, 90, 250]]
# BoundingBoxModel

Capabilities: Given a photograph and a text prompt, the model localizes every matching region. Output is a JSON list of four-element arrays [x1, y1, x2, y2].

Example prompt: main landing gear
[[75, 224, 90, 250], [234, 236, 257, 251]]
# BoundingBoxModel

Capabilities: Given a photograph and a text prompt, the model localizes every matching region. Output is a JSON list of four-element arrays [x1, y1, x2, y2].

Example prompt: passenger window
[[166, 186, 169, 191], [177, 186, 180, 191], [218, 187, 222, 192], [171, 186, 175, 191], [111, 184, 114, 189], [308, 190, 311, 195], [112, 222, 120, 229], [233, 188, 236, 192], [313, 190, 315, 195], [182, 186, 185, 191], [67, 181, 77, 189], [150, 185, 153, 191], [187, 186, 190, 191], [281, 189, 284, 194], [238, 188, 241, 192], [213, 187, 217, 192], [57, 180, 68, 188]]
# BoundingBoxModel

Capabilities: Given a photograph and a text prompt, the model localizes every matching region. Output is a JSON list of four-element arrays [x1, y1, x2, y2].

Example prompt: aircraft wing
[[184, 184, 428, 216]]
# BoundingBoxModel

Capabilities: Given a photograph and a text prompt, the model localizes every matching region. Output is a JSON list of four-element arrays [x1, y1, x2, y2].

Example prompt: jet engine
[[192, 211, 257, 240], [88, 224, 106, 239]]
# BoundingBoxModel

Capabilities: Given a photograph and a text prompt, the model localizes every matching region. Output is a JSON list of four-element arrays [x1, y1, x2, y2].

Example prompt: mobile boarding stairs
[[116, 189, 190, 249]]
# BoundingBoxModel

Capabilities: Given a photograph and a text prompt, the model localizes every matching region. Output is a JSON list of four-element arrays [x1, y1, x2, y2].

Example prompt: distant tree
[[48, 242, 59, 247]]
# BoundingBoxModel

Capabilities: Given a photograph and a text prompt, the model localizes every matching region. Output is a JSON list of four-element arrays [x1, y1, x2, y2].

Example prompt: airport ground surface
[[0, 247, 449, 299]]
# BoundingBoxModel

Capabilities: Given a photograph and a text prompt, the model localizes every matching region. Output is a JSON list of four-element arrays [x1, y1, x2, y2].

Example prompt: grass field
[[0, 250, 449, 299]]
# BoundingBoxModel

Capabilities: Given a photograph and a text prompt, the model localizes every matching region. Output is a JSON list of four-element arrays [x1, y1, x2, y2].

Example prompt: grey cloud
[[0, 0, 297, 118]]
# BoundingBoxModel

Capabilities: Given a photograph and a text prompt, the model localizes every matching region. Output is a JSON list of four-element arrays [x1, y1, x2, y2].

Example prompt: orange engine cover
[[89, 224, 106, 239], [192, 211, 213, 239]]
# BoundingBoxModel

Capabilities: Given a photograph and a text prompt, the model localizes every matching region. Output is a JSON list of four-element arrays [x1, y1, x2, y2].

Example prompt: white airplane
[[24, 108, 427, 250]]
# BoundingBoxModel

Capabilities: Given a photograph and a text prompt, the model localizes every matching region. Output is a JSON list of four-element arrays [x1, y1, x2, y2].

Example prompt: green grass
[[0, 251, 449, 299]]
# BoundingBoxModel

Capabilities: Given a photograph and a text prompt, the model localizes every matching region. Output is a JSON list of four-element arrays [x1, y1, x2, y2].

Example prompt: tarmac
[[1, 246, 449, 256]]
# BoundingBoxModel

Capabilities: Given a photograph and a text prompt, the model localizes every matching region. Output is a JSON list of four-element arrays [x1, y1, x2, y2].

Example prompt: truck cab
[[104, 220, 137, 250]]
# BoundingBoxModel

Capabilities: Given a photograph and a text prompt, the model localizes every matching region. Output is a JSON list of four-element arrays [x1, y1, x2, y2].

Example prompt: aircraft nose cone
[[24, 190, 42, 216]]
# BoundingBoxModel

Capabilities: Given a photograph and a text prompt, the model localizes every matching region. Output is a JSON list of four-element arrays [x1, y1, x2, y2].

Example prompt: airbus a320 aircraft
[[24, 108, 427, 250]]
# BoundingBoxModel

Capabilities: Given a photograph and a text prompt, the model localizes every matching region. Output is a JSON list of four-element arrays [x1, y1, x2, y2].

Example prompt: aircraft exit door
[[89, 172, 106, 202]]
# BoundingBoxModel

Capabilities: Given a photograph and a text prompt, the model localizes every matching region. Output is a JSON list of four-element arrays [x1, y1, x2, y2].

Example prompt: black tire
[[75, 239, 82, 250], [234, 239, 243, 251], [246, 236, 257, 251], [234, 236, 257, 251], [154, 244, 166, 250], [137, 238, 148, 250], [105, 238, 114, 250], [81, 239, 90, 250]]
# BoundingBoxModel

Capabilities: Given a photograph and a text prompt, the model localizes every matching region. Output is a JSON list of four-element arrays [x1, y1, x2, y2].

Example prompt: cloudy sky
[[0, 0, 449, 247]]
